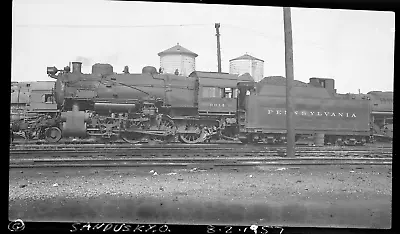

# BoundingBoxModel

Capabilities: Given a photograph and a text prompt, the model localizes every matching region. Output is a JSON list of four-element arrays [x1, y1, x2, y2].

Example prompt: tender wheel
[[45, 127, 62, 143]]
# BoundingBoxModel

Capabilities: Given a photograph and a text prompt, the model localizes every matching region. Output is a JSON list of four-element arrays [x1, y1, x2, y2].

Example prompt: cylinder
[[61, 110, 88, 138], [62, 122, 87, 138], [72, 62, 82, 73], [314, 133, 325, 146]]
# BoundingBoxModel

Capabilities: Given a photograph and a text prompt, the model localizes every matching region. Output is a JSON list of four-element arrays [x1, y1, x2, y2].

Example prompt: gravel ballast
[[9, 165, 391, 228]]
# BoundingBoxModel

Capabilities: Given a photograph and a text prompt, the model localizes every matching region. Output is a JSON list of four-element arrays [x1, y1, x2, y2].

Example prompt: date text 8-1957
[[206, 225, 284, 234]]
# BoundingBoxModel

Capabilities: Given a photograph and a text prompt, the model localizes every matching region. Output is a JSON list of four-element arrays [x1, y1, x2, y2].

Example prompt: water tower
[[158, 43, 198, 76], [229, 54, 264, 82]]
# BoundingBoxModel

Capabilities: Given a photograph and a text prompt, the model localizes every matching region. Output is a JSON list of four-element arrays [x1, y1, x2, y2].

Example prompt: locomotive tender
[[236, 80, 371, 145]]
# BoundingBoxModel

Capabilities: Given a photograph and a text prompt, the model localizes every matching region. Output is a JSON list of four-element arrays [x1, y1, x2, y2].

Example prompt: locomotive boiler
[[46, 62, 219, 143]]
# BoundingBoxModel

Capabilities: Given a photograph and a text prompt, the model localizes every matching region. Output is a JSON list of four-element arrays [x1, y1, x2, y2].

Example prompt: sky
[[12, 0, 395, 94]]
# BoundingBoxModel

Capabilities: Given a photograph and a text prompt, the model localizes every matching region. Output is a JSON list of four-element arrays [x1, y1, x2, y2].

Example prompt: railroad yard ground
[[9, 164, 391, 229]]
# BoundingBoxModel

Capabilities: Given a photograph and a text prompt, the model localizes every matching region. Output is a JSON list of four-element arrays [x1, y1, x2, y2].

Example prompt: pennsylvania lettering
[[266, 109, 357, 118]]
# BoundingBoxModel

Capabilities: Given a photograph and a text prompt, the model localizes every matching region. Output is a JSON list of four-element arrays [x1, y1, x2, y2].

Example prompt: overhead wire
[[222, 23, 329, 53], [14, 23, 212, 28], [15, 22, 325, 50]]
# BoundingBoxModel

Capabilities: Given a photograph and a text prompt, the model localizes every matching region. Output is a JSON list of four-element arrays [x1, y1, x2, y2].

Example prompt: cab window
[[202, 87, 222, 98], [222, 88, 238, 98], [202, 87, 238, 98], [223, 88, 233, 98], [42, 94, 54, 103]]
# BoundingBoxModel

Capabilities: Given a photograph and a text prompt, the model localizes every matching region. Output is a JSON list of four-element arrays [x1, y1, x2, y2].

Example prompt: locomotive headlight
[[47, 66, 58, 76]]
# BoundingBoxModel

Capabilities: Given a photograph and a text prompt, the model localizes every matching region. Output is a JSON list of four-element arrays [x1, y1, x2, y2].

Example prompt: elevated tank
[[229, 54, 264, 82], [158, 43, 198, 76]]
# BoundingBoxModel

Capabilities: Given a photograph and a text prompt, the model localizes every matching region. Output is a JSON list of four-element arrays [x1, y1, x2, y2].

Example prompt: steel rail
[[10, 141, 392, 149], [10, 152, 392, 160], [10, 157, 392, 168], [9, 149, 392, 153], [9, 146, 392, 152], [10, 142, 392, 148]]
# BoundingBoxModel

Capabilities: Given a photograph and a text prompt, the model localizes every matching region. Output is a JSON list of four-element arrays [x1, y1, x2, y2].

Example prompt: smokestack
[[72, 62, 82, 73]]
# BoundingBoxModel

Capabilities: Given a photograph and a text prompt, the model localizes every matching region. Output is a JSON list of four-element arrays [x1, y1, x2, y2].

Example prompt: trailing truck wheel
[[179, 122, 203, 144], [45, 127, 62, 143]]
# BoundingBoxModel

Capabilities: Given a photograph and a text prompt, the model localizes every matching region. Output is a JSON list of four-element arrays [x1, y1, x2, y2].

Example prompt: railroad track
[[9, 143, 392, 150], [10, 140, 392, 149], [9, 142, 392, 169], [10, 157, 392, 168], [9, 145, 392, 168], [9, 145, 392, 157]]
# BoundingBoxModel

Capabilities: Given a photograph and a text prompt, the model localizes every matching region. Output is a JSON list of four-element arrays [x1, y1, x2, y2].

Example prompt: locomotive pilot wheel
[[45, 127, 62, 143]]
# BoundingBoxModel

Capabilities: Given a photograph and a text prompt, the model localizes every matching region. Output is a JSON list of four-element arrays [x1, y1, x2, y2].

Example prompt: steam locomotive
[[44, 62, 223, 144], [10, 61, 392, 145]]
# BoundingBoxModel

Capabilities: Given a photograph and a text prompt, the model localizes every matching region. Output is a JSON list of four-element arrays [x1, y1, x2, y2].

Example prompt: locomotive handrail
[[99, 80, 150, 95]]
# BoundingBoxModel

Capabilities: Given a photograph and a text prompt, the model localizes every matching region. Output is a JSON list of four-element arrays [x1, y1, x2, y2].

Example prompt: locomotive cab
[[237, 81, 256, 110]]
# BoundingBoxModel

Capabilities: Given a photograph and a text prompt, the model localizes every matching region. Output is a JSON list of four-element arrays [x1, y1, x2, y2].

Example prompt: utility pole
[[283, 7, 295, 157], [215, 23, 222, 73]]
